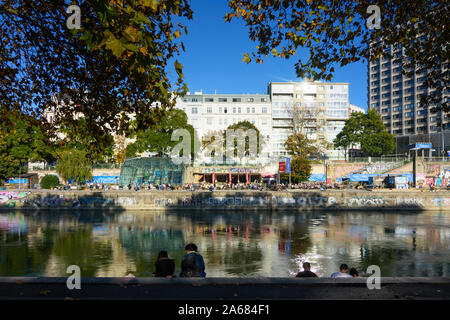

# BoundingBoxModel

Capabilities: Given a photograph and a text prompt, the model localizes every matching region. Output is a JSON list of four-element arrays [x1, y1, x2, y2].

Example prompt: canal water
[[0, 210, 449, 277]]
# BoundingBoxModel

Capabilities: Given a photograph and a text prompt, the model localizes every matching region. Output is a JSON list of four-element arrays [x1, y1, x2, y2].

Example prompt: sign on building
[[408, 143, 432, 150], [286, 158, 291, 174], [279, 161, 286, 173]]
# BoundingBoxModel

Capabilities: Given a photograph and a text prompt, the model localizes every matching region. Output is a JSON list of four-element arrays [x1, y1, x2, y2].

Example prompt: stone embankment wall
[[1, 190, 449, 211]]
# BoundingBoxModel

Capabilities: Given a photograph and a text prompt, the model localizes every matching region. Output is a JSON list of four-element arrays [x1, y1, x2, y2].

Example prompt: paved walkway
[[1, 277, 449, 300]]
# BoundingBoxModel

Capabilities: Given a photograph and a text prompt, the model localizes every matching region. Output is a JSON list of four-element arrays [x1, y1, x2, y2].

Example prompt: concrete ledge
[[1, 277, 449, 300]]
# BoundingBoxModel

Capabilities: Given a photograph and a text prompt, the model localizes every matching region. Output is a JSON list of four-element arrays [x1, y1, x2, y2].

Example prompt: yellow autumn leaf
[[139, 46, 148, 56]]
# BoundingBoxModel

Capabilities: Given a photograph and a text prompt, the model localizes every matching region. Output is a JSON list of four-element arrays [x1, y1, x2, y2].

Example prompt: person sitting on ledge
[[330, 264, 353, 278], [349, 267, 359, 277], [154, 250, 175, 278], [180, 243, 206, 278], [295, 262, 318, 278]]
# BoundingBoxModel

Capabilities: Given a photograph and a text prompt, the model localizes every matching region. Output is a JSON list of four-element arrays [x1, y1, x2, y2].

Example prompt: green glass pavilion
[[119, 157, 185, 187]]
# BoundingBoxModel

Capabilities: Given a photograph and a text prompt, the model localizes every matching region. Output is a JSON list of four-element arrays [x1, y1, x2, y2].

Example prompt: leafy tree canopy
[[280, 155, 312, 183], [202, 121, 264, 161], [0, 110, 56, 182], [55, 148, 93, 184], [227, 0, 448, 112], [126, 108, 200, 160], [334, 109, 395, 157], [0, 0, 192, 154], [40, 174, 60, 189], [284, 132, 315, 158]]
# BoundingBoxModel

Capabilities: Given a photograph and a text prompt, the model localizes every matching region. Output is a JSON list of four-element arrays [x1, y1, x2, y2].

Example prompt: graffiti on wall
[[426, 165, 450, 179], [396, 197, 425, 207], [154, 196, 338, 208], [275, 196, 337, 207], [347, 196, 386, 207], [1, 191, 450, 210], [432, 197, 450, 207], [0, 192, 29, 207]]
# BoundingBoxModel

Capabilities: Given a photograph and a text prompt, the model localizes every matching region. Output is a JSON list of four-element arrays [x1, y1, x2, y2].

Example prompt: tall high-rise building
[[368, 45, 450, 155], [368, 43, 449, 148]]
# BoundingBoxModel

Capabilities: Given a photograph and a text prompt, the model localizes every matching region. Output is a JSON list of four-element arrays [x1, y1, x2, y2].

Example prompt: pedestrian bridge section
[[0, 190, 449, 212]]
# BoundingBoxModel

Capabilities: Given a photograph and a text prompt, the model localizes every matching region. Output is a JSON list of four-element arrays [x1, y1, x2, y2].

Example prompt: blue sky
[[173, 0, 368, 110]]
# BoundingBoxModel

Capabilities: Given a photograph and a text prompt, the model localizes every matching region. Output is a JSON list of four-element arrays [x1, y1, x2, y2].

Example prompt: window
[[219, 107, 222, 113], [205, 98, 214, 102], [261, 98, 267, 102], [224, 107, 228, 113], [207, 118, 212, 125], [319, 86, 324, 90], [247, 98, 254, 102], [192, 98, 198, 102], [262, 107, 267, 113], [232, 98, 241, 102], [238, 107, 241, 113], [296, 102, 301, 107], [329, 85, 334, 90], [233, 107, 236, 113], [417, 110, 427, 116], [247, 107, 250, 113], [319, 94, 324, 99], [252, 107, 255, 113], [318, 102, 324, 107], [207, 107, 212, 113], [219, 98, 227, 102], [192, 107, 198, 114]]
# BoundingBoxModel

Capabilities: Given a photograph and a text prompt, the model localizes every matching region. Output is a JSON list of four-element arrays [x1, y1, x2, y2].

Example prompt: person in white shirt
[[330, 264, 353, 278]]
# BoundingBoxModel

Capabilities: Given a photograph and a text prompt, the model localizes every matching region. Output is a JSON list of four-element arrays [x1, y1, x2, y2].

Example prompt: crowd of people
[[124, 181, 361, 192], [55, 178, 449, 192]]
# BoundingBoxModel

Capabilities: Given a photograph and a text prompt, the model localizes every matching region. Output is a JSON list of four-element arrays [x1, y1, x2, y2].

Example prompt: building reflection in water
[[0, 210, 449, 277]]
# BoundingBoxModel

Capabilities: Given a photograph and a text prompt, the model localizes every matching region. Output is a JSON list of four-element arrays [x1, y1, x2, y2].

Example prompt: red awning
[[261, 173, 275, 178]]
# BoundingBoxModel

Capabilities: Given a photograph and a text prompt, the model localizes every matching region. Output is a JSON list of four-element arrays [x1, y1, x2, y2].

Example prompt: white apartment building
[[349, 104, 365, 114], [175, 92, 273, 163], [268, 80, 350, 159]]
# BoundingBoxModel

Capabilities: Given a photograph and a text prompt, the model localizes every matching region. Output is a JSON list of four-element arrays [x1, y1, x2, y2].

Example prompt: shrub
[[40, 175, 59, 189]]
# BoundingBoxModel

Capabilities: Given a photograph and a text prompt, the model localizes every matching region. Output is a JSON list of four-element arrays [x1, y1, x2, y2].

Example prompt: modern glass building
[[119, 157, 185, 187]]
